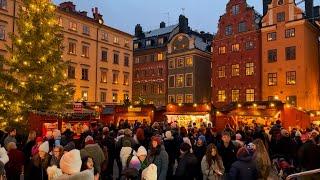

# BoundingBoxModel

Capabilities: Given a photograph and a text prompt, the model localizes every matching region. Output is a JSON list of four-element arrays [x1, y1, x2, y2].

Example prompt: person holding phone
[[201, 143, 225, 180]]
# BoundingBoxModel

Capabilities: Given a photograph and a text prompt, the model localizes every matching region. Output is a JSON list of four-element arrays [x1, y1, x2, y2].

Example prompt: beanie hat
[[295, 130, 302, 137], [39, 141, 49, 153], [129, 156, 141, 170], [137, 146, 147, 157], [85, 136, 94, 145], [164, 130, 173, 140], [236, 133, 242, 140], [151, 136, 161, 146], [103, 127, 109, 132], [180, 142, 191, 153], [60, 149, 82, 175], [198, 135, 206, 144]]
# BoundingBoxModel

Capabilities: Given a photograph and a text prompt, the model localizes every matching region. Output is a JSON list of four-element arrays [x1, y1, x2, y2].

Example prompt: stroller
[[272, 154, 297, 179]]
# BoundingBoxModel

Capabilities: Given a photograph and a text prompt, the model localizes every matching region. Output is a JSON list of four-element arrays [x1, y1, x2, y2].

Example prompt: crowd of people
[[0, 119, 319, 180]]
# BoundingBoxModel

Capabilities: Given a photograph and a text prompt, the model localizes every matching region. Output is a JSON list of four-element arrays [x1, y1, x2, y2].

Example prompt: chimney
[[305, 0, 314, 19], [59, 1, 76, 12], [314, 6, 320, 19], [135, 24, 144, 37], [92, 7, 104, 23], [179, 15, 189, 33], [160, 21, 166, 28], [263, 0, 272, 16]]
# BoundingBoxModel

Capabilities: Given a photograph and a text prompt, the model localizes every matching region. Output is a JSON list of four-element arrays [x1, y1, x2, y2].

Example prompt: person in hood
[[229, 147, 257, 180], [80, 136, 105, 174], [147, 136, 168, 180], [174, 143, 198, 180]]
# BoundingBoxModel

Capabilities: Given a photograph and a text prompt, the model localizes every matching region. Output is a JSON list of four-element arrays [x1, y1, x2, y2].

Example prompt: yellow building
[[261, 0, 320, 110], [0, 1, 133, 104]]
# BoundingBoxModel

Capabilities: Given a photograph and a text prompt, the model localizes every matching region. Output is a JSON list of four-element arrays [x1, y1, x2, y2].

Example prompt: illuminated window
[[69, 21, 77, 31], [81, 45, 89, 58], [176, 74, 184, 87], [101, 70, 107, 83], [185, 94, 193, 103], [218, 46, 226, 54], [146, 40, 151, 46], [268, 73, 277, 86], [112, 92, 118, 103], [176, 94, 183, 104], [81, 90, 88, 101], [246, 62, 254, 76], [168, 75, 175, 88], [231, 44, 240, 52], [158, 38, 164, 45], [286, 71, 296, 85], [58, 17, 63, 27], [0, 25, 5, 40], [100, 91, 106, 102], [185, 57, 193, 66], [168, 59, 175, 69], [124, 39, 129, 48], [101, 32, 108, 41], [176, 58, 184, 68], [185, 73, 193, 87], [231, 64, 239, 76], [218, 66, 225, 78], [68, 42, 76, 54], [245, 41, 254, 50], [232, 89, 240, 102], [267, 32, 276, 41], [157, 53, 164, 61], [218, 90, 226, 102], [246, 89, 255, 102], [112, 71, 119, 84], [81, 68, 88, 80], [123, 73, 129, 85], [286, 46, 296, 60], [114, 36, 119, 44], [83, 25, 90, 35], [285, 28, 295, 38], [157, 84, 164, 94], [168, 95, 175, 103]]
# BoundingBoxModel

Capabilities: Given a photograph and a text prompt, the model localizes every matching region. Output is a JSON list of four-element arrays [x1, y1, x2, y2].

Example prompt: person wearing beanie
[[39, 141, 49, 154], [80, 135, 105, 174], [136, 146, 148, 171], [147, 135, 168, 180], [163, 130, 176, 179], [193, 135, 207, 180], [229, 147, 257, 180], [175, 143, 198, 179], [5, 142, 24, 180], [30, 141, 52, 180], [53, 129, 62, 147]]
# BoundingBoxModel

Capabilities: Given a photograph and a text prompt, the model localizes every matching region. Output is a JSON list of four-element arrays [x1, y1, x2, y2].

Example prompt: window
[[286, 71, 296, 85], [83, 25, 90, 35], [81, 90, 88, 101], [246, 62, 254, 76], [0, 0, 7, 9], [113, 53, 119, 64], [68, 42, 76, 55], [278, 0, 284, 5], [81, 45, 89, 58], [185, 73, 193, 87], [268, 73, 277, 86], [124, 56, 129, 67], [176, 94, 183, 104], [112, 92, 118, 103], [246, 89, 255, 102], [245, 41, 254, 50], [134, 43, 139, 49], [114, 36, 119, 44], [100, 92, 106, 103], [81, 68, 88, 80], [146, 40, 151, 46], [69, 21, 77, 31], [168, 75, 175, 88], [238, 22, 247, 33], [101, 50, 108, 61], [176, 58, 184, 68], [67, 66, 75, 79], [218, 90, 226, 102], [112, 71, 119, 84], [101, 70, 107, 83], [268, 49, 277, 63], [231, 44, 240, 52], [285, 28, 295, 38], [231, 4, 240, 15], [185, 57, 193, 66], [176, 74, 184, 87], [157, 53, 164, 61], [123, 73, 129, 85], [286, 46, 296, 60], [124, 40, 129, 48], [0, 25, 5, 40], [218, 46, 226, 54], [58, 17, 63, 27], [101, 32, 108, 41], [134, 57, 140, 64], [277, 12, 285, 22], [157, 84, 164, 94], [158, 38, 164, 45], [218, 66, 226, 78], [142, 84, 147, 93], [286, 96, 297, 106], [168, 59, 175, 69], [168, 95, 175, 103], [185, 94, 193, 103], [232, 89, 240, 102], [231, 64, 240, 76], [267, 32, 276, 41], [225, 25, 232, 36]]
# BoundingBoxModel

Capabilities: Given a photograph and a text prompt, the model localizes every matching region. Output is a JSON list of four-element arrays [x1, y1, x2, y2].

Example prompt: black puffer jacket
[[229, 155, 257, 180], [175, 152, 198, 180]]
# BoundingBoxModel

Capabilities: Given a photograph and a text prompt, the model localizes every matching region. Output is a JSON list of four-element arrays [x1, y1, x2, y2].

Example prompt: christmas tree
[[0, 0, 74, 127]]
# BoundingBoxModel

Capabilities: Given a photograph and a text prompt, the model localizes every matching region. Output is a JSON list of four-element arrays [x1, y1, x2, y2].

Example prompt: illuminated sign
[[128, 107, 141, 112]]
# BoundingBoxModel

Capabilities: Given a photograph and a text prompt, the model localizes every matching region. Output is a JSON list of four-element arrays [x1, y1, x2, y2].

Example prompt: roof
[[144, 24, 178, 38], [194, 36, 210, 51]]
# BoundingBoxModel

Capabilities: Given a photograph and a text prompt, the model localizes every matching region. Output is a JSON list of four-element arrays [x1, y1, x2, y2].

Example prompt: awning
[[228, 109, 281, 118], [164, 112, 209, 116]]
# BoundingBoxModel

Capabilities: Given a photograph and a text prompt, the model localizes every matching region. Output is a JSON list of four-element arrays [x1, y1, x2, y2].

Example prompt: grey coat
[[147, 146, 169, 180], [201, 155, 225, 180], [54, 169, 94, 180], [80, 143, 105, 173]]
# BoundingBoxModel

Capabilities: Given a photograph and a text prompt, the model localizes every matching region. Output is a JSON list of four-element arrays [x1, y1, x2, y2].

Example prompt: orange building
[[0, 1, 133, 104], [261, 0, 320, 110]]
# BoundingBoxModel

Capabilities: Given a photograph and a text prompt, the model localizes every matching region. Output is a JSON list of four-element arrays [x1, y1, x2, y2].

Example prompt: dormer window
[[231, 5, 240, 15], [158, 38, 164, 45], [146, 40, 151, 46], [134, 43, 139, 49], [278, 0, 284, 5]]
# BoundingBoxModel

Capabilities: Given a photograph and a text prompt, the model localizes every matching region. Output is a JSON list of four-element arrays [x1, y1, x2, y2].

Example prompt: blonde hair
[[253, 139, 271, 179]]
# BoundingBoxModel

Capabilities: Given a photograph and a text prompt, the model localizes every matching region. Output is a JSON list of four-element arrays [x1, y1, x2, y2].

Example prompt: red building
[[212, 0, 262, 108]]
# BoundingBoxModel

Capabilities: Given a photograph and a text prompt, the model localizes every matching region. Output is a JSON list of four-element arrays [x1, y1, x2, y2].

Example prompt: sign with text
[[73, 103, 83, 113]]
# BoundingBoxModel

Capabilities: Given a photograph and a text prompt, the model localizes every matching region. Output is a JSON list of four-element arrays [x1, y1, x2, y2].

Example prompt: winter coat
[[30, 153, 52, 180], [5, 149, 25, 180], [163, 138, 176, 163], [80, 143, 105, 173], [120, 147, 136, 170], [147, 145, 169, 180], [228, 156, 257, 180], [4, 135, 16, 150], [217, 142, 237, 173], [175, 152, 198, 180], [201, 155, 224, 180], [54, 169, 94, 180], [50, 156, 61, 167], [298, 140, 320, 170], [23, 140, 35, 164]]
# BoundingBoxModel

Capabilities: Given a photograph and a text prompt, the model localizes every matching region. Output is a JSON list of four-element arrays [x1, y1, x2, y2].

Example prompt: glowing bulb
[[53, 87, 57, 91], [237, 104, 242, 108], [274, 96, 279, 100], [270, 103, 275, 107], [193, 103, 197, 107], [253, 103, 257, 108], [310, 113, 315, 117], [17, 39, 22, 44], [23, 61, 28, 65], [178, 103, 182, 107], [298, 107, 302, 110]]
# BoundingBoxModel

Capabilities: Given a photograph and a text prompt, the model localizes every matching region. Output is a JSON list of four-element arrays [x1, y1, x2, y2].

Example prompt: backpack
[[121, 149, 139, 179]]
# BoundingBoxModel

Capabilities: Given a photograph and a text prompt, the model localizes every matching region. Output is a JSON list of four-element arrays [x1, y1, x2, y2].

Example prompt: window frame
[[231, 64, 240, 76], [286, 71, 296, 85], [268, 49, 277, 63], [218, 90, 226, 102], [285, 46, 296, 60], [176, 74, 184, 88], [0, 24, 5, 40], [245, 62, 254, 76], [81, 68, 89, 80], [185, 94, 193, 103], [285, 28, 295, 38], [168, 75, 175, 88], [185, 73, 193, 87], [268, 73, 277, 86], [267, 32, 277, 41], [218, 66, 226, 78], [246, 89, 255, 102], [231, 89, 240, 102]]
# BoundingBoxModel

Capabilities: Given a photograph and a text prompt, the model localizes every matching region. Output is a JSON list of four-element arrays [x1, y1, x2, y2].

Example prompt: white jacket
[[0, 147, 9, 164]]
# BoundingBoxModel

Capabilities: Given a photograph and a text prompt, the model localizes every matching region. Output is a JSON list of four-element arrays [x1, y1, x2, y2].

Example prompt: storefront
[[165, 103, 212, 127]]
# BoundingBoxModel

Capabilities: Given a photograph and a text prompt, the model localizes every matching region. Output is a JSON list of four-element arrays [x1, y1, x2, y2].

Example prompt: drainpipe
[[95, 26, 99, 103]]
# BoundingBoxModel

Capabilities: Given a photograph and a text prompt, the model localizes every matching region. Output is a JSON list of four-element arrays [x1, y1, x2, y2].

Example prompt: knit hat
[[103, 127, 109, 132], [85, 135, 94, 145], [180, 143, 191, 153], [60, 149, 82, 175], [129, 156, 141, 170], [63, 141, 75, 152], [164, 130, 173, 140], [236, 133, 242, 140], [47, 165, 63, 179], [141, 164, 157, 180], [197, 135, 206, 144], [295, 130, 302, 137], [151, 136, 161, 146], [39, 141, 49, 153], [137, 146, 147, 157]]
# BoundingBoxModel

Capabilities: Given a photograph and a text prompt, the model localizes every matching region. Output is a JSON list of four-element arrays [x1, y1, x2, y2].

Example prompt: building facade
[[167, 15, 212, 104], [0, 1, 133, 104], [212, 0, 262, 108], [261, 0, 320, 110]]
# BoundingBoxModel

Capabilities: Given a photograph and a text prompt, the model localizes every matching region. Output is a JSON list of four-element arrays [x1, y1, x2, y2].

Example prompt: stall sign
[[128, 107, 141, 112], [73, 103, 83, 113], [248, 105, 267, 110]]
